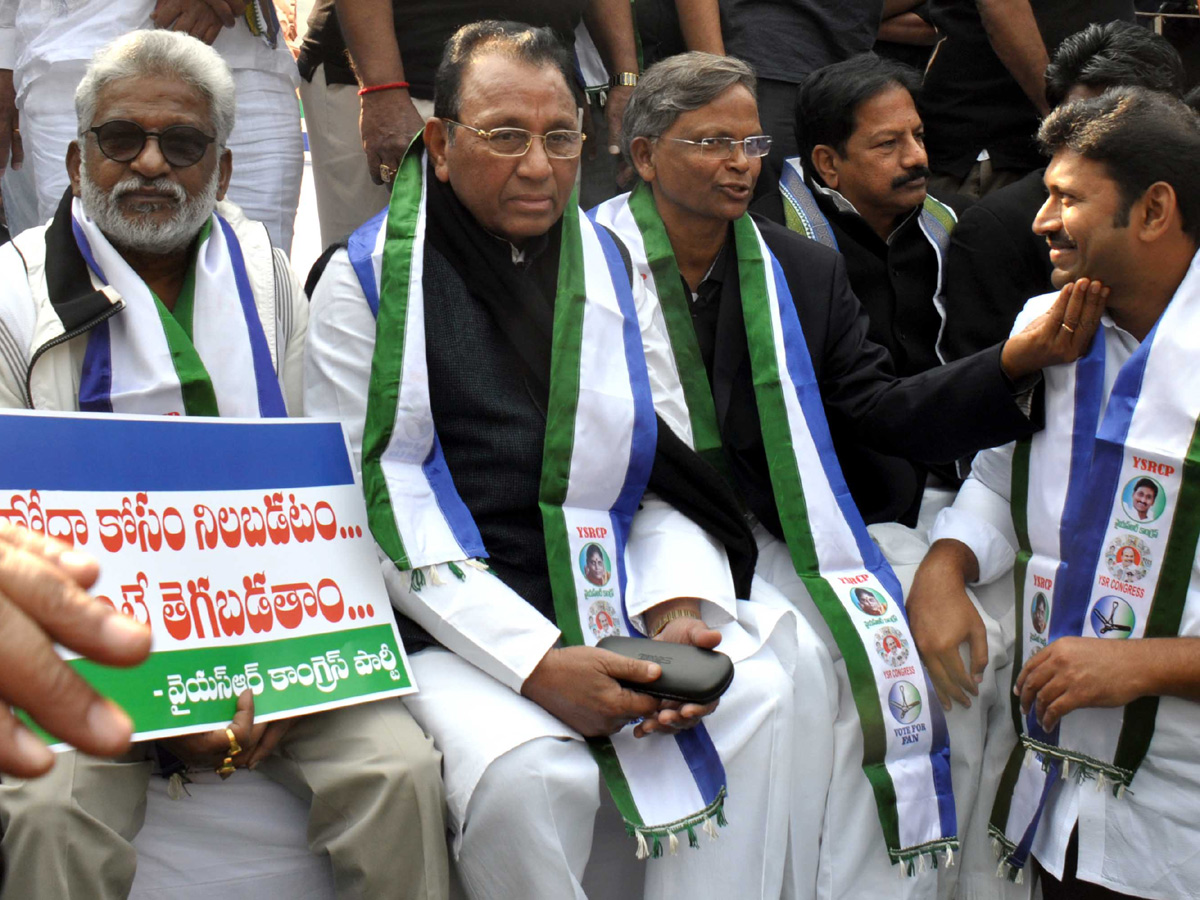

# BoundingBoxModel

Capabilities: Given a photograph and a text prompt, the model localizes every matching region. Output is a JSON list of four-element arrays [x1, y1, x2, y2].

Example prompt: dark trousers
[[753, 78, 800, 202]]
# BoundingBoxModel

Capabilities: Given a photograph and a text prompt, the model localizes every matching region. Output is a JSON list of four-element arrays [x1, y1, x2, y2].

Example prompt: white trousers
[[8, 62, 302, 251], [298, 64, 396, 248], [759, 521, 1001, 900], [405, 597, 800, 900]]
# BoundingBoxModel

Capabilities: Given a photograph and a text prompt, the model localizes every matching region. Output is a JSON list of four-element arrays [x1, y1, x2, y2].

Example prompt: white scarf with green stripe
[[71, 198, 286, 418], [595, 185, 958, 871], [360, 142, 729, 857], [989, 252, 1200, 879]]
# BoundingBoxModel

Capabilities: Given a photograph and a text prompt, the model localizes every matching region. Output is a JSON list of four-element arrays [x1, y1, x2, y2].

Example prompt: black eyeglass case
[[597, 636, 735, 705]]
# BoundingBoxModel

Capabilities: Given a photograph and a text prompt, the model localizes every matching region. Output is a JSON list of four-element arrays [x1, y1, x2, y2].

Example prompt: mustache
[[891, 166, 931, 189], [110, 176, 187, 205], [1045, 230, 1077, 250]]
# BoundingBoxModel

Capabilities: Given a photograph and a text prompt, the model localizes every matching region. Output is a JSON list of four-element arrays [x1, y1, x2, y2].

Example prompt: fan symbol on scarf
[[887, 681, 923, 724], [1095, 599, 1133, 636]]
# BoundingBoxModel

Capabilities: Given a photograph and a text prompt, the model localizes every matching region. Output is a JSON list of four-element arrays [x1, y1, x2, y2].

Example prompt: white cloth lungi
[[9, 62, 302, 250], [757, 520, 1015, 900], [404, 596, 802, 900]]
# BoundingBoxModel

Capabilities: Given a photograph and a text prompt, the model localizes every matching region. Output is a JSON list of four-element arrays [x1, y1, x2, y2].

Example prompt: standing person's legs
[[254, 700, 449, 900], [0, 747, 154, 899], [754, 78, 800, 201], [298, 64, 394, 247], [15, 62, 88, 228], [2, 165, 40, 238], [226, 69, 304, 252]]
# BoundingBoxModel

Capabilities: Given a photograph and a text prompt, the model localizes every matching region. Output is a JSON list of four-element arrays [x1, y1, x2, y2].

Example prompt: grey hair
[[620, 52, 757, 168], [75, 30, 236, 147]]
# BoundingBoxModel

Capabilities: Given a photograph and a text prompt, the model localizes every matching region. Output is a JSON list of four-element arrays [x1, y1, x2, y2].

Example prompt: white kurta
[[304, 242, 805, 898], [931, 304, 1200, 900]]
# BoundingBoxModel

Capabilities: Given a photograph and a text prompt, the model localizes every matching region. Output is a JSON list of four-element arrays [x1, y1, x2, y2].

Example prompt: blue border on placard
[[0, 414, 355, 490]]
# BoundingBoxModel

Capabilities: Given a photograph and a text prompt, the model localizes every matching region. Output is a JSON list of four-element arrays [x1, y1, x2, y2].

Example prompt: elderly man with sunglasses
[[306, 19, 802, 900], [593, 51, 1106, 900], [0, 30, 448, 900]]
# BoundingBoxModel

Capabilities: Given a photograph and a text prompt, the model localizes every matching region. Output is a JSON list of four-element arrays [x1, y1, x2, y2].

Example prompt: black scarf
[[423, 171, 757, 597]]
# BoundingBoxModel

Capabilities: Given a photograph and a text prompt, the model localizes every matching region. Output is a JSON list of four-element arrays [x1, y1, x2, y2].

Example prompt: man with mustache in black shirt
[[753, 54, 971, 527]]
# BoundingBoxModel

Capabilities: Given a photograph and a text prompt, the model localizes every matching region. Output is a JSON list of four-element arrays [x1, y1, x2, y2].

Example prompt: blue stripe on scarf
[[676, 722, 726, 806], [0, 413, 355, 490], [768, 247, 957, 838], [347, 209, 485, 561], [71, 216, 116, 412], [217, 216, 287, 418], [348, 208, 387, 318], [421, 433, 487, 559], [594, 219, 658, 635], [79, 320, 115, 413]]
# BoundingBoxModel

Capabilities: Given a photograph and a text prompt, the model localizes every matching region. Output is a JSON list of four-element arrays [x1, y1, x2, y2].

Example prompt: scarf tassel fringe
[[627, 796, 727, 861], [406, 559, 490, 593], [1020, 742, 1132, 798], [891, 840, 959, 877]]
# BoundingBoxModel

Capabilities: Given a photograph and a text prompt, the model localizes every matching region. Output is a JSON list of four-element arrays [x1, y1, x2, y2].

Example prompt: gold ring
[[217, 759, 236, 779], [1060, 322, 1075, 334], [379, 163, 395, 183], [226, 727, 242, 758]]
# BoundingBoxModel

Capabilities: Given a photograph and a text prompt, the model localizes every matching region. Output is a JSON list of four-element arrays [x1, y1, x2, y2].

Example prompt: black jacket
[[941, 168, 1054, 361], [698, 214, 1037, 533]]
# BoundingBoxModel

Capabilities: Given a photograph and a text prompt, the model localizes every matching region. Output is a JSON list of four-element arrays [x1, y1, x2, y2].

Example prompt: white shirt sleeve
[[303, 249, 560, 693], [929, 442, 1020, 585]]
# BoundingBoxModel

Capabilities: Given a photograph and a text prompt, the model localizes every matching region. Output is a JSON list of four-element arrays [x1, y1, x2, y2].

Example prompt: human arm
[[675, 0, 724, 54], [1017, 637, 1200, 731], [150, 0, 227, 44], [583, 0, 640, 172], [271, 246, 308, 415], [976, 0, 1050, 116], [333, 0, 424, 184], [0, 525, 151, 777], [878, 12, 937, 46], [907, 445, 1017, 708], [810, 238, 1102, 462]]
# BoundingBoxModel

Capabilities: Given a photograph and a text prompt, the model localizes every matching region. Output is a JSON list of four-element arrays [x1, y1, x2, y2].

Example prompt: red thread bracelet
[[358, 81, 410, 96]]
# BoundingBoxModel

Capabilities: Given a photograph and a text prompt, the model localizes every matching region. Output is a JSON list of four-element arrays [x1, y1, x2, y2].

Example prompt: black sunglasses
[[88, 119, 216, 168]]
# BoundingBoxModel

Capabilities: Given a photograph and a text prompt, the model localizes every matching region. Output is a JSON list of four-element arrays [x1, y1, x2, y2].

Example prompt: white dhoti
[[757, 520, 1020, 900], [404, 597, 801, 900]]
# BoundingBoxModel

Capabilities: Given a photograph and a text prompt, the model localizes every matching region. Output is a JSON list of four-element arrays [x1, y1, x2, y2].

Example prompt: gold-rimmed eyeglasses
[[442, 119, 586, 159]]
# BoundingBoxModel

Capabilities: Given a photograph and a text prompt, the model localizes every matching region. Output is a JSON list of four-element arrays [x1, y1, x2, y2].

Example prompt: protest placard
[[0, 410, 413, 747]]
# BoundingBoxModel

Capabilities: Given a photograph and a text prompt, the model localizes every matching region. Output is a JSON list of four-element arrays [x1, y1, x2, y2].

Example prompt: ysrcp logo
[[888, 681, 923, 725], [587, 600, 621, 639], [874, 627, 909, 667], [1090, 596, 1135, 639], [1105, 536, 1151, 583]]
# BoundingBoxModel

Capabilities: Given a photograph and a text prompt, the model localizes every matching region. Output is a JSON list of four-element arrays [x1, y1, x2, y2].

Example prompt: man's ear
[[630, 135, 656, 184], [810, 144, 840, 191], [1136, 181, 1177, 243], [66, 141, 82, 197], [215, 148, 233, 201], [425, 117, 452, 183]]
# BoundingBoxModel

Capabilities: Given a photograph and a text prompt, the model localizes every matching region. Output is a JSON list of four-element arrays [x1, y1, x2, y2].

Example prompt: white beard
[[79, 155, 220, 256]]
